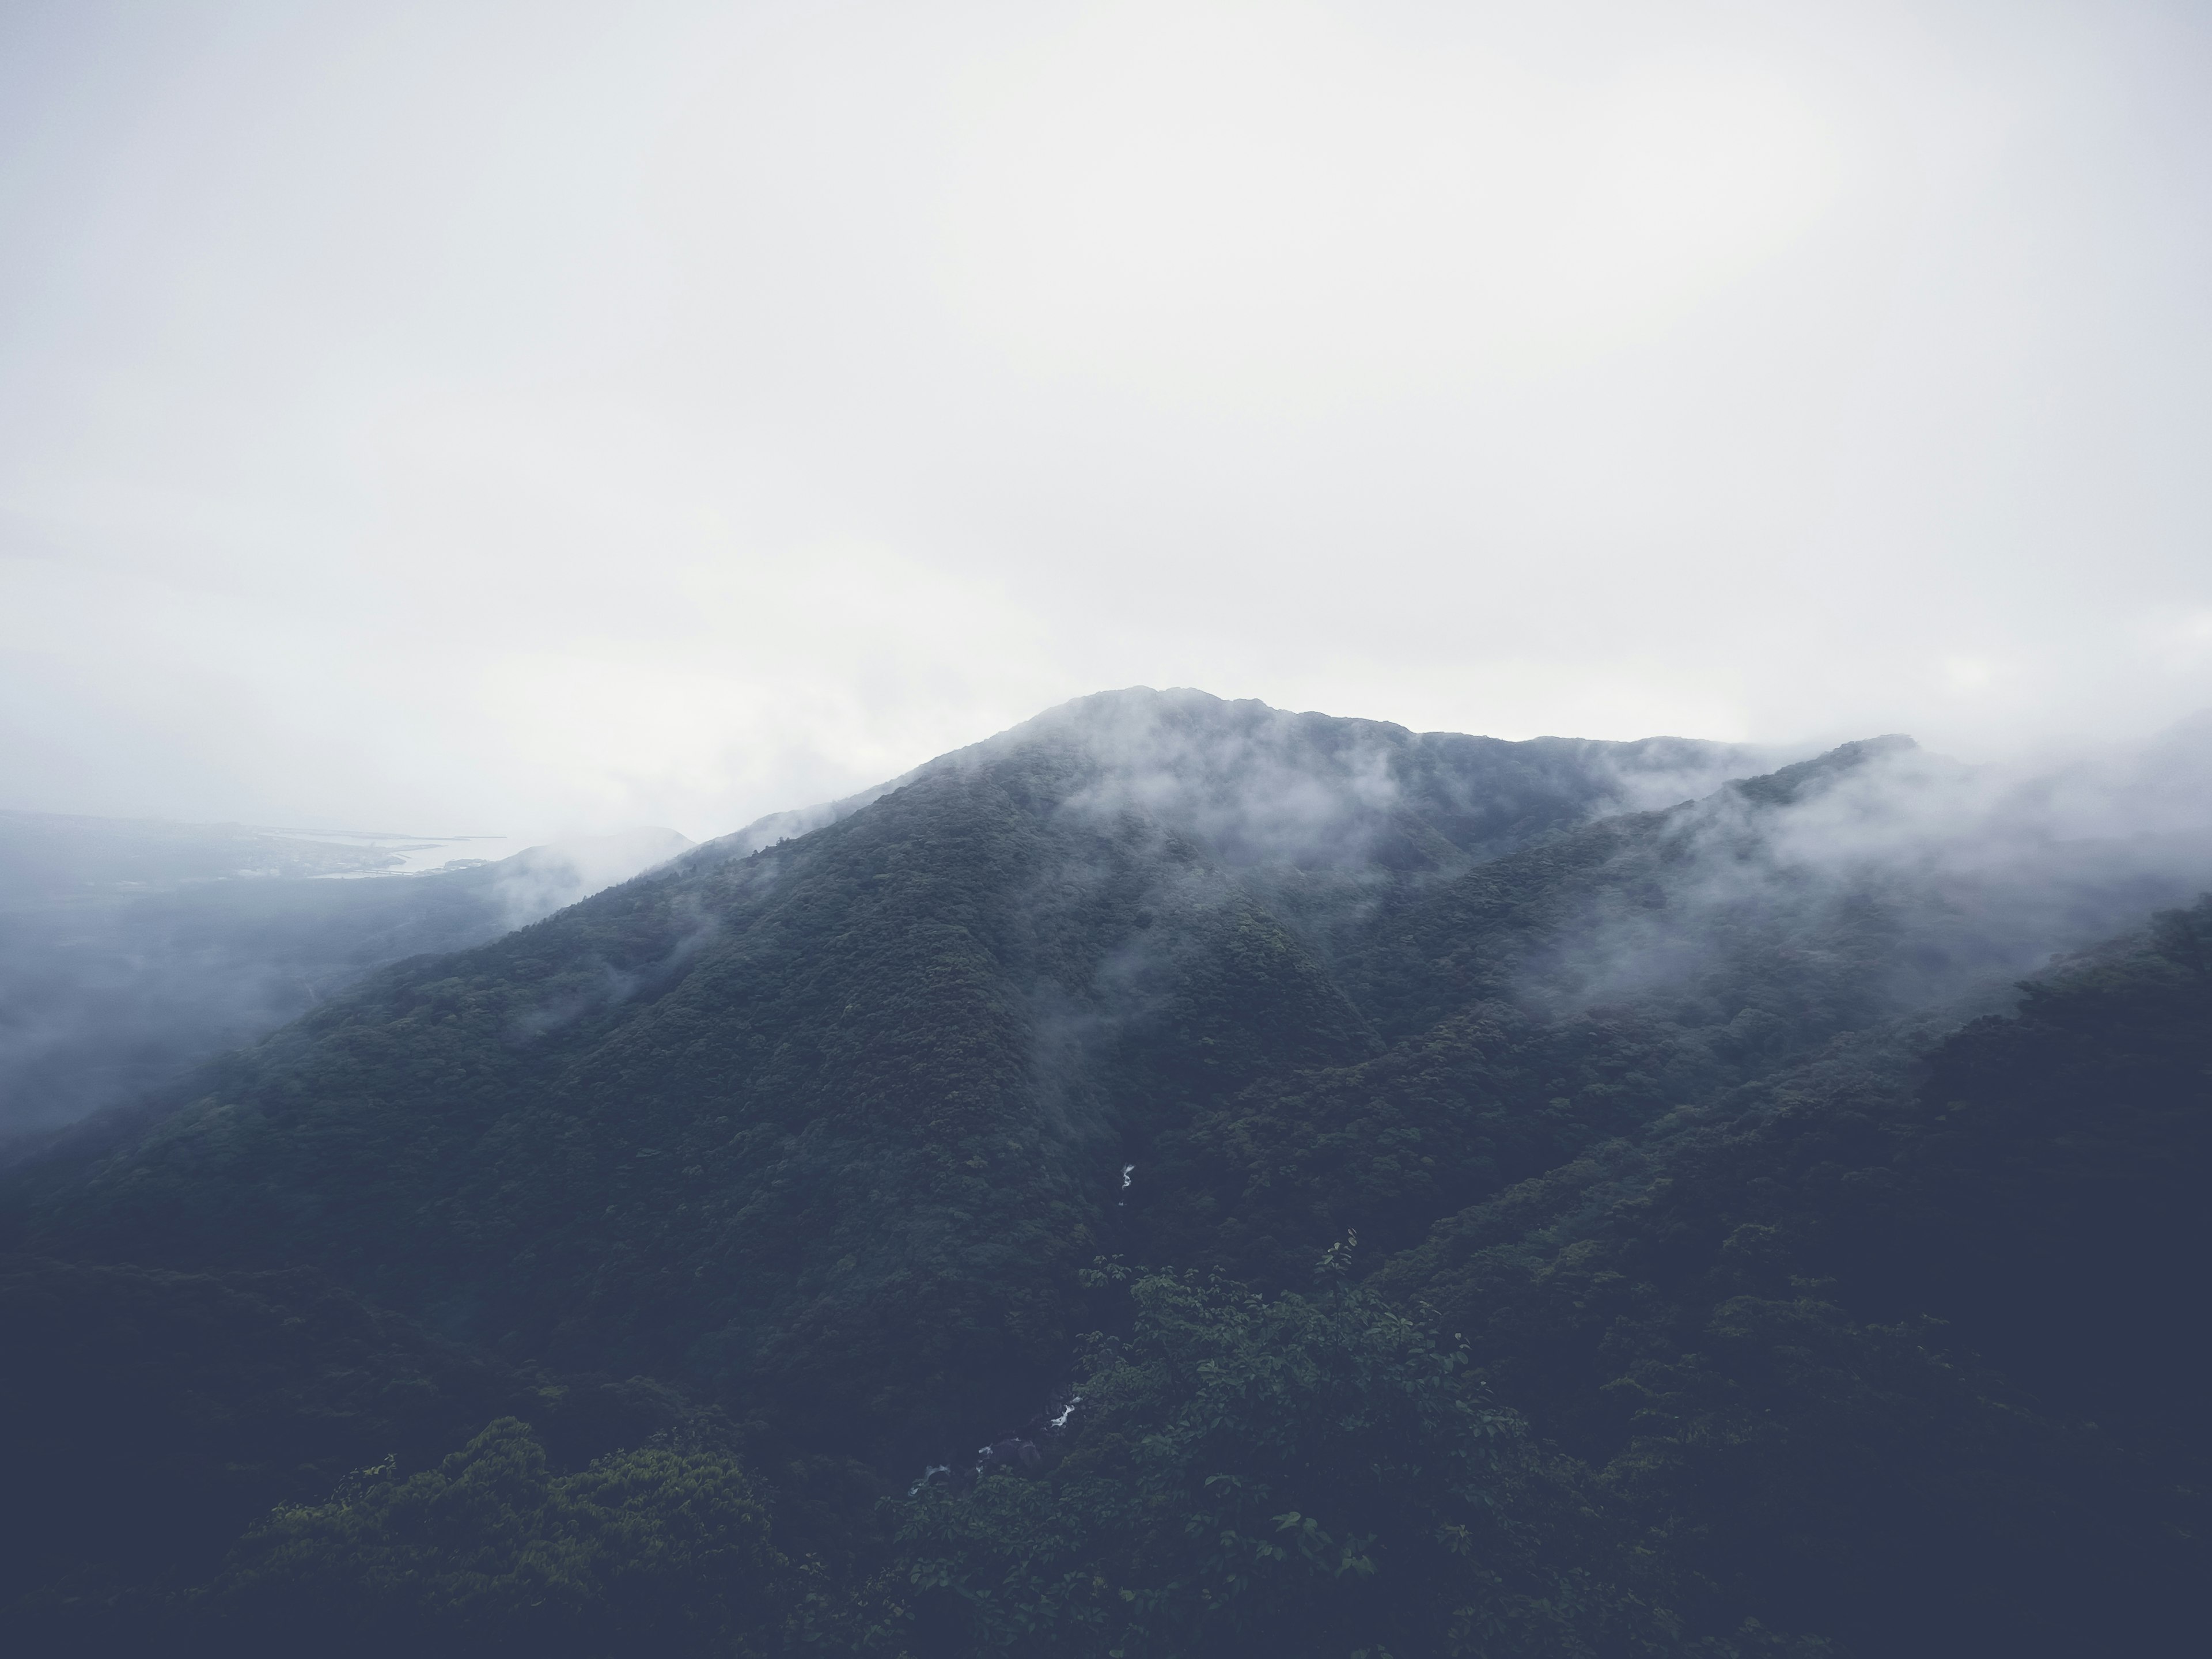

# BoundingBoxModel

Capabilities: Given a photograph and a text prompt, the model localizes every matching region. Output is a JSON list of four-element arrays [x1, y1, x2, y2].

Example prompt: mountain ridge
[[0, 692, 2109, 1452], [0, 690, 1777, 1447], [3, 687, 2207, 1656]]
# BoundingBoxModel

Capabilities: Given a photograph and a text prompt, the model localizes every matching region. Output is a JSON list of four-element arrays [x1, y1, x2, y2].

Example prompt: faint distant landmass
[[0, 811, 692, 1141]]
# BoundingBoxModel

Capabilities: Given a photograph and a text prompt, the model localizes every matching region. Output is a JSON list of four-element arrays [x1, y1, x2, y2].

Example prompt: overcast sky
[[2, 0, 2207, 840]]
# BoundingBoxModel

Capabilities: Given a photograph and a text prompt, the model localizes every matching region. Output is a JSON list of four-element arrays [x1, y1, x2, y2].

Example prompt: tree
[[203, 1418, 791, 1658], [896, 1252, 1805, 1658]]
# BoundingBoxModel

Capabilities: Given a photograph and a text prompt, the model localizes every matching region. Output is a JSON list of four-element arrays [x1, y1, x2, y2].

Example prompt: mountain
[[2, 692, 1766, 1444], [3, 687, 2207, 1657], [0, 816, 692, 1141]]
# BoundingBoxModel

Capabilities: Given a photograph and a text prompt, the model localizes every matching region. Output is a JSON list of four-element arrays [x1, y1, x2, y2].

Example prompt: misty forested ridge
[[2, 687, 2207, 1657]]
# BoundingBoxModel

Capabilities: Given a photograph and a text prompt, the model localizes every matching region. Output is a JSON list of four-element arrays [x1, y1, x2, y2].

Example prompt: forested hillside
[[2, 689, 2204, 1656]]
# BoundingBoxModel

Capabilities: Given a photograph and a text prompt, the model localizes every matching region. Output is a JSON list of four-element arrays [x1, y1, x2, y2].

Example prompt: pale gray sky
[[3, 0, 2207, 840]]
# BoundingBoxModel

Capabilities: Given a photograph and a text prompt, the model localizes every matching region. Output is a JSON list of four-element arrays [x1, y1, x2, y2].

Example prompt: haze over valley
[[0, 813, 690, 1139]]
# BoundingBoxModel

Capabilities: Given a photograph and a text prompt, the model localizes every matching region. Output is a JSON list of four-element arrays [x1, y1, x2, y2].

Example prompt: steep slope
[[889, 906, 2211, 1659], [1360, 897, 2212, 1656]]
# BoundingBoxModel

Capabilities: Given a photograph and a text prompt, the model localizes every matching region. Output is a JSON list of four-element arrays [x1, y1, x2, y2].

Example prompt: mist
[[1517, 724, 2212, 1043], [3, 0, 2209, 840], [7, 680, 2207, 1149], [0, 815, 689, 1142], [589, 690, 2212, 1203], [8, 676, 2211, 1650]]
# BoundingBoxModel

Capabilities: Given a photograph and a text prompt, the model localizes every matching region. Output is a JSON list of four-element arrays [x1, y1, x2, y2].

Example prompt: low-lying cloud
[[0, 817, 692, 1143]]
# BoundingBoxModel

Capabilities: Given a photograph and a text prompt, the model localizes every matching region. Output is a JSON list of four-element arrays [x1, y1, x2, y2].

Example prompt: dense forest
[[2, 688, 2204, 1656]]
